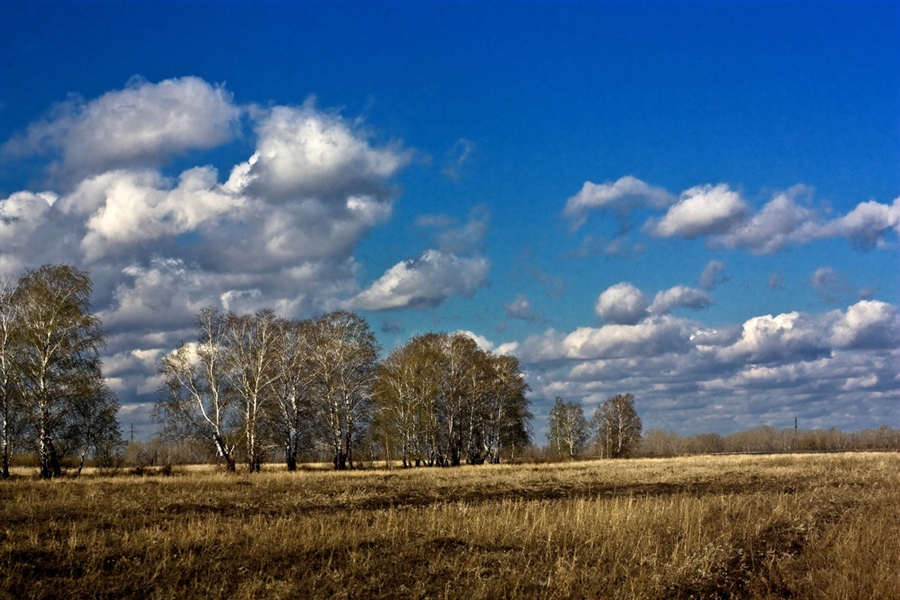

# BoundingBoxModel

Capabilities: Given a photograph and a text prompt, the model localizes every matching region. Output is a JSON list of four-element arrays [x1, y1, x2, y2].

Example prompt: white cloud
[[58, 167, 244, 262], [715, 311, 828, 364], [0, 191, 58, 274], [231, 102, 409, 202], [519, 300, 900, 436], [455, 330, 496, 352], [595, 282, 649, 325], [349, 250, 490, 311], [650, 286, 713, 314], [3, 77, 239, 181], [649, 183, 748, 238], [800, 196, 900, 249], [563, 175, 675, 230], [712, 186, 814, 253], [828, 300, 900, 350], [518, 315, 693, 363]]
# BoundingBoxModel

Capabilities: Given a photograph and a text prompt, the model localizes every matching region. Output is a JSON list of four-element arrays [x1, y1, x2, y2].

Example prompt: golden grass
[[2, 453, 898, 599]]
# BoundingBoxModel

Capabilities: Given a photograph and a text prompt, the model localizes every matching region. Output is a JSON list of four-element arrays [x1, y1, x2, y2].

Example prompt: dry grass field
[[2, 453, 898, 599]]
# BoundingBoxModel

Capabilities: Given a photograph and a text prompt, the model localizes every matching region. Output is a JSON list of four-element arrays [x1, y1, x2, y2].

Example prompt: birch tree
[[224, 309, 280, 472], [0, 279, 23, 479], [269, 317, 317, 471], [157, 307, 237, 472], [11, 265, 113, 479], [547, 397, 590, 459], [308, 311, 379, 470], [593, 393, 642, 458]]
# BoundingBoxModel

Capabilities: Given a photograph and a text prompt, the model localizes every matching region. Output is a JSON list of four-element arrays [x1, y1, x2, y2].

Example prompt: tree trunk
[[77, 447, 88, 477], [214, 434, 236, 473], [1, 419, 10, 479], [285, 444, 297, 472]]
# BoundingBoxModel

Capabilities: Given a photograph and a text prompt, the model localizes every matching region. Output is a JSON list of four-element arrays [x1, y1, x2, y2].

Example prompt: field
[[2, 453, 898, 599]]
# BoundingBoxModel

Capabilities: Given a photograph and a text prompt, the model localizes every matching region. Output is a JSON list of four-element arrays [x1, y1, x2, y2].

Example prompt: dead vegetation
[[2, 453, 898, 599]]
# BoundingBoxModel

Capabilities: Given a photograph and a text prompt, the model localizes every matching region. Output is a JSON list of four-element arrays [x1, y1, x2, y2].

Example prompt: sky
[[1, 1, 898, 442]]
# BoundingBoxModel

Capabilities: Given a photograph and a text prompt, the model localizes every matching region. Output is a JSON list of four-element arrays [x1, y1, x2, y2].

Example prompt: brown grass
[[2, 453, 898, 599]]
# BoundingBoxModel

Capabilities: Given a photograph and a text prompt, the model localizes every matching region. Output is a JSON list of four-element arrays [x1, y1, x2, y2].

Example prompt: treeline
[[1, 265, 122, 479], [156, 308, 533, 472], [639, 424, 900, 457]]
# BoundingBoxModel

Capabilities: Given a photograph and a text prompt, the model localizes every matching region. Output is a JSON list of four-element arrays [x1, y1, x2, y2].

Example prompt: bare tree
[[157, 307, 237, 472], [224, 309, 281, 472], [269, 318, 318, 471], [308, 311, 379, 470], [593, 393, 642, 459], [547, 397, 590, 459]]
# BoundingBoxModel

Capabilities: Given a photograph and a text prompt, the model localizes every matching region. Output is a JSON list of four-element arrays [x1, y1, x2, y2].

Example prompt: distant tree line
[[639, 424, 900, 457], [156, 308, 533, 472], [0, 265, 122, 479]]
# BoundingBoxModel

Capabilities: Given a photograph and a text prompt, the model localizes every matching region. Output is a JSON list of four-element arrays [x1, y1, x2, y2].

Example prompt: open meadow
[[2, 453, 898, 599]]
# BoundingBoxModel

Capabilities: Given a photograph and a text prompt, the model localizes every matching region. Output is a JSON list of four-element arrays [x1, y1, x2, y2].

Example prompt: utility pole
[[129, 423, 135, 444]]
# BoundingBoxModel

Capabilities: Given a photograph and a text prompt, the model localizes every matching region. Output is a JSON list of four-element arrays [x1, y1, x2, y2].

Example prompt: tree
[[69, 381, 123, 476], [0, 278, 24, 479], [593, 393, 642, 458], [10, 265, 117, 478], [373, 333, 445, 468], [479, 353, 532, 463], [268, 317, 318, 471], [547, 397, 590, 459], [157, 307, 238, 472], [223, 309, 281, 472], [373, 332, 532, 467], [308, 311, 379, 470]]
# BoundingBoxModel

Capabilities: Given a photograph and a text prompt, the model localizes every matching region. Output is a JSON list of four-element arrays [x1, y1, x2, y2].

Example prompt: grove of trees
[[547, 393, 643, 459], [0, 265, 122, 479], [373, 332, 532, 467], [157, 310, 533, 471]]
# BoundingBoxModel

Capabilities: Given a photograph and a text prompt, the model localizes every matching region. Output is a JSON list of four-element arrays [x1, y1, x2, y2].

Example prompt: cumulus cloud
[[802, 197, 900, 249], [349, 250, 490, 311], [649, 286, 713, 315], [519, 315, 694, 363], [3, 77, 239, 181], [0, 191, 60, 274], [58, 167, 244, 262], [519, 299, 900, 436], [563, 175, 675, 230], [231, 102, 409, 202], [562, 177, 898, 253], [595, 283, 649, 325], [649, 183, 748, 239], [1, 78, 421, 436], [712, 186, 814, 253], [828, 300, 900, 350]]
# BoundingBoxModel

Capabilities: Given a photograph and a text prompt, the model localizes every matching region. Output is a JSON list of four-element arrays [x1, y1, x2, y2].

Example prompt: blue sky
[[2, 1, 898, 441]]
